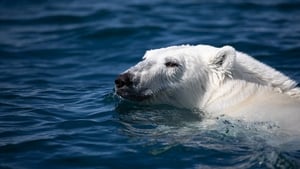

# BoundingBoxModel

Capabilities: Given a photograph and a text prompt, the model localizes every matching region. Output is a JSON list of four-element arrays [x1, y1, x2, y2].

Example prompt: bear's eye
[[165, 61, 179, 68]]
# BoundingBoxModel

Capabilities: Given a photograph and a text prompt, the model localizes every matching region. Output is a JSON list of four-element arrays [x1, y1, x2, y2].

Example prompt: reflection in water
[[115, 100, 300, 168]]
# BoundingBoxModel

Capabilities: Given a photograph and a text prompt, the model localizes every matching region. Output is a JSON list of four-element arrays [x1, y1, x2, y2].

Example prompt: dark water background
[[1, 0, 300, 169]]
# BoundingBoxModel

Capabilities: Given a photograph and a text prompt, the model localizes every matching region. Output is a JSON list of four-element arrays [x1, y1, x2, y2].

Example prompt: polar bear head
[[115, 44, 299, 109], [114, 45, 236, 108]]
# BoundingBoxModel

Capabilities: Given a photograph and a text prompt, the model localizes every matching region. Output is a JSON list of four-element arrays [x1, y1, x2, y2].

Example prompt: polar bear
[[115, 44, 300, 132]]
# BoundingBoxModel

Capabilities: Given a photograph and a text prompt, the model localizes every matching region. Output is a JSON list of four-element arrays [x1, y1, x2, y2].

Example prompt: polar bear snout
[[115, 72, 153, 101], [114, 72, 143, 101], [115, 72, 133, 89]]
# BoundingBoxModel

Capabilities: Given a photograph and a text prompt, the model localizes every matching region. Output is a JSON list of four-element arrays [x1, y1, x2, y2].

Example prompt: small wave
[[82, 25, 165, 40]]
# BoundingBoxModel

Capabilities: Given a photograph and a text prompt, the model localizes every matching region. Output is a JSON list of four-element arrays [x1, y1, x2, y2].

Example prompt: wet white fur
[[124, 44, 300, 132]]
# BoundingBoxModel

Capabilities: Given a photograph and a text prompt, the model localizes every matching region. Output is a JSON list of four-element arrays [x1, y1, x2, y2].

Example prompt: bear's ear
[[210, 45, 236, 70]]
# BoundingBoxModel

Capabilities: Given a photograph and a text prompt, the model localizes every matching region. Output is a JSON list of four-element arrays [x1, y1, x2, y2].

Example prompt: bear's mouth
[[115, 88, 152, 102], [114, 72, 154, 102]]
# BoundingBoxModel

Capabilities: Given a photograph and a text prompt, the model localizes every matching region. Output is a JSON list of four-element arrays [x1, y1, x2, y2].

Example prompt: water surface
[[0, 0, 300, 169]]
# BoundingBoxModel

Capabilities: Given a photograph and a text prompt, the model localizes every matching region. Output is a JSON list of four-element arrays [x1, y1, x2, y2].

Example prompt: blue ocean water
[[0, 0, 300, 168]]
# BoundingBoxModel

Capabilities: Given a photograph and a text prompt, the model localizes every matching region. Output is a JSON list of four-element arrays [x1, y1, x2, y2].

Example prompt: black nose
[[115, 72, 133, 88]]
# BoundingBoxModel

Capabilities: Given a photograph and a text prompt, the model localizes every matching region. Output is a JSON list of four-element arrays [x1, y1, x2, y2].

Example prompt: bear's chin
[[116, 89, 152, 102]]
